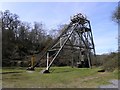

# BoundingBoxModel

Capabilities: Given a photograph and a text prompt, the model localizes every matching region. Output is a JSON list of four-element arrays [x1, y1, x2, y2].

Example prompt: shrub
[[103, 52, 118, 72]]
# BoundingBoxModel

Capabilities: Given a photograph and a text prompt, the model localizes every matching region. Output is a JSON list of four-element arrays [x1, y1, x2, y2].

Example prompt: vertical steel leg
[[60, 37, 62, 48], [87, 52, 92, 69], [46, 52, 49, 70]]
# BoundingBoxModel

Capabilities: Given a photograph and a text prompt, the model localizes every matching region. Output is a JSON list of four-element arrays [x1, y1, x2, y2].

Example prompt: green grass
[[0, 68, 2, 89], [2, 66, 118, 88]]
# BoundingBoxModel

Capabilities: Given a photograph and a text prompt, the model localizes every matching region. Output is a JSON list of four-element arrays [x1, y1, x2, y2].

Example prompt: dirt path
[[98, 79, 119, 89]]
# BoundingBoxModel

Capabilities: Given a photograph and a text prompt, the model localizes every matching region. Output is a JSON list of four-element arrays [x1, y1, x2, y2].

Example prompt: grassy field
[[0, 68, 2, 89], [1, 66, 118, 88]]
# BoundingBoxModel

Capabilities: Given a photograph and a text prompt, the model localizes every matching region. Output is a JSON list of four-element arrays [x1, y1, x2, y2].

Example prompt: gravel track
[[98, 79, 120, 89]]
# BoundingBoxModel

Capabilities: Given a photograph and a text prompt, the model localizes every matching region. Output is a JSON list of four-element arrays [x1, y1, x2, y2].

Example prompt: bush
[[103, 52, 118, 72]]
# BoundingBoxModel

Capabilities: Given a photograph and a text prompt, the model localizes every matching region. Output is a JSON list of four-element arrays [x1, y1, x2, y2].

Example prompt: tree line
[[1, 10, 70, 67], [1, 10, 55, 66]]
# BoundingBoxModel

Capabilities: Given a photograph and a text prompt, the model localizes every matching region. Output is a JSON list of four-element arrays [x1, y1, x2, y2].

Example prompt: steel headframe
[[42, 13, 96, 73]]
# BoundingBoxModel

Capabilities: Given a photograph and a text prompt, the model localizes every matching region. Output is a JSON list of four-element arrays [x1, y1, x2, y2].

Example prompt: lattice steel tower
[[27, 13, 96, 73], [42, 13, 96, 73]]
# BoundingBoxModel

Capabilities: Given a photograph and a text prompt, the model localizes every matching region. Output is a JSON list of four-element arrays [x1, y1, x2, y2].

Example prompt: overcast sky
[[0, 2, 118, 54]]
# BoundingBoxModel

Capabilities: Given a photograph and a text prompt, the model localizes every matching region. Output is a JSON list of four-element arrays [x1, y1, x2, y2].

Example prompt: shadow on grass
[[1, 71, 22, 74], [50, 69, 73, 73]]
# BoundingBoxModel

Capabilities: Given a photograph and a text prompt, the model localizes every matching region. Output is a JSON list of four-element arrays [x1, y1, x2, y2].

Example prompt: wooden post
[[31, 55, 35, 67], [71, 52, 74, 68]]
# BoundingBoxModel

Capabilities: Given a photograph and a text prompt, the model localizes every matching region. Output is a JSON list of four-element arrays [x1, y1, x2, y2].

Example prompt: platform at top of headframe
[[70, 13, 88, 24]]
